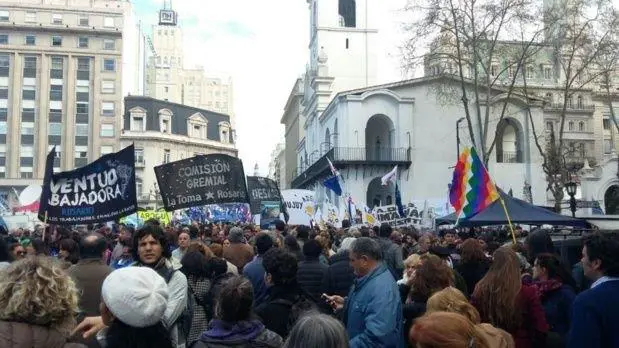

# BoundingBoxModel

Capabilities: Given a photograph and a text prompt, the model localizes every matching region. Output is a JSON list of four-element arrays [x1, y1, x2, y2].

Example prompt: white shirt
[[590, 276, 619, 289]]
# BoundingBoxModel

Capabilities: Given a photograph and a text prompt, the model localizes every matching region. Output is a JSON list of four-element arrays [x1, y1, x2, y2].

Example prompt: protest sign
[[38, 145, 137, 224], [154, 154, 249, 211], [281, 189, 315, 226], [372, 202, 423, 228], [246, 176, 282, 214]]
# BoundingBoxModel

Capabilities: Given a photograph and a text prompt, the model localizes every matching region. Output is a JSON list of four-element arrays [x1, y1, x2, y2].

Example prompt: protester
[[222, 227, 254, 272], [0, 256, 85, 348], [209, 243, 239, 275], [282, 313, 349, 348], [297, 239, 328, 301], [111, 238, 134, 269], [256, 248, 317, 338], [0, 237, 11, 270], [323, 237, 403, 348], [410, 312, 491, 348], [284, 235, 304, 261], [67, 233, 113, 348], [456, 238, 490, 295], [59, 238, 80, 267], [567, 234, 619, 348], [191, 276, 283, 348], [532, 253, 576, 339], [397, 253, 421, 286], [8, 242, 26, 261], [110, 225, 133, 265], [426, 287, 515, 347], [243, 233, 274, 306], [377, 223, 404, 279], [322, 236, 355, 298], [97, 267, 173, 348], [172, 232, 191, 263], [472, 247, 548, 348], [180, 251, 213, 346]]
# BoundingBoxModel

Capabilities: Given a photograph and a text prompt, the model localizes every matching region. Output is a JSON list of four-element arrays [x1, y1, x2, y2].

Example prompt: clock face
[[159, 10, 176, 25]]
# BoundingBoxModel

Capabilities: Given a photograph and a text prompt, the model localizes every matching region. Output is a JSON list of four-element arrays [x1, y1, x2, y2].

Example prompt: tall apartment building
[[145, 5, 235, 127], [0, 0, 128, 200]]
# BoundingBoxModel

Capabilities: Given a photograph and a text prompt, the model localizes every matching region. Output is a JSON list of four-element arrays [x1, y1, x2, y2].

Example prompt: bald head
[[80, 233, 107, 259]]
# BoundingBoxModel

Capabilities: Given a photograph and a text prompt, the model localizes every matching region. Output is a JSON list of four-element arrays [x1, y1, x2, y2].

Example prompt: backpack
[[164, 269, 193, 341], [270, 294, 319, 334]]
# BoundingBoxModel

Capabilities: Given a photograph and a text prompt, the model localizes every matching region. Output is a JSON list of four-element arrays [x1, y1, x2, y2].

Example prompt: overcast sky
[[133, 0, 408, 176]]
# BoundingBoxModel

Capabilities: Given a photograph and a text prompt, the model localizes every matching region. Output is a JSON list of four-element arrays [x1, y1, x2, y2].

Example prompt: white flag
[[381, 165, 398, 186]]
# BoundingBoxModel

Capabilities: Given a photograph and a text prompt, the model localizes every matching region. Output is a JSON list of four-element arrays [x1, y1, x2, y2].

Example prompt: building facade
[[144, 6, 235, 127], [120, 96, 237, 208], [267, 142, 286, 189], [0, 0, 128, 205]]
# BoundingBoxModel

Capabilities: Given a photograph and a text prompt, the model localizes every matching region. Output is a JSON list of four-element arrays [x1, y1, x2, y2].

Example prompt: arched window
[[577, 95, 584, 109], [579, 121, 585, 132], [568, 121, 574, 131], [567, 98, 573, 108], [496, 118, 523, 163]]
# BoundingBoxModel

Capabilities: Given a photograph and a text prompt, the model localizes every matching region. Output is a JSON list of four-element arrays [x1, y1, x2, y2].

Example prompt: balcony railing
[[497, 151, 522, 163], [291, 147, 412, 189], [544, 103, 595, 112]]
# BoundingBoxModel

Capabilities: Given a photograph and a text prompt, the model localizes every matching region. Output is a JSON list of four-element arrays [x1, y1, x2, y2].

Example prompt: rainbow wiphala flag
[[449, 147, 500, 220]]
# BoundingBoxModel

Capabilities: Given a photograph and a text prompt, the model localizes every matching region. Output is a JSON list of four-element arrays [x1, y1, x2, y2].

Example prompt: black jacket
[[322, 251, 355, 297], [255, 284, 316, 339], [456, 260, 490, 296], [297, 258, 328, 301]]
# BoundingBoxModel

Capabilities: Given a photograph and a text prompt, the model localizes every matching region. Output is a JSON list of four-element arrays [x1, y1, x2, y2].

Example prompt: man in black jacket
[[297, 239, 328, 301], [378, 223, 404, 279]]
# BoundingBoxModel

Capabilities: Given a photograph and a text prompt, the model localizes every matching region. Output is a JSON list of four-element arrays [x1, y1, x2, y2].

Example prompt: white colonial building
[[282, 0, 548, 211]]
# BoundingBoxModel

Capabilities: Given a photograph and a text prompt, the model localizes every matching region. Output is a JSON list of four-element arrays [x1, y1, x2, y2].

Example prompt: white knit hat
[[101, 267, 169, 328]]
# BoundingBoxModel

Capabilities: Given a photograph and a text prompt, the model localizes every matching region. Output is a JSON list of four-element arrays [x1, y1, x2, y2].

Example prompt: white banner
[[281, 189, 316, 226]]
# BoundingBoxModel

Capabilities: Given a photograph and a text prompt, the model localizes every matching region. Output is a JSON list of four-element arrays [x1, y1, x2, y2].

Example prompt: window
[[102, 102, 114, 116], [579, 121, 585, 132], [103, 59, 115, 72], [101, 145, 113, 155], [25, 35, 35, 45], [545, 93, 553, 102], [76, 102, 88, 114], [75, 123, 89, 136], [51, 36, 62, 47], [25, 11, 36, 23], [100, 124, 114, 137], [75, 146, 88, 158], [604, 118, 611, 130], [0, 167, 5, 178], [52, 13, 62, 25], [161, 119, 169, 133], [104, 17, 114, 27], [545, 121, 553, 131], [0, 35, 7, 45], [193, 124, 203, 138], [20, 167, 33, 179], [544, 67, 552, 79], [527, 66, 534, 79], [21, 145, 34, 157], [21, 122, 34, 135], [164, 86, 169, 93], [135, 148, 144, 163], [0, 55, 8, 68], [51, 57, 63, 70], [577, 95, 583, 109], [567, 98, 573, 108], [103, 39, 115, 50], [78, 37, 88, 48], [79, 15, 89, 26], [48, 122, 62, 136], [604, 139, 612, 154], [568, 121, 574, 131], [131, 116, 144, 131], [136, 180, 143, 197], [0, 10, 8, 22], [77, 57, 89, 71], [24, 56, 36, 69], [0, 144, 5, 157], [163, 149, 171, 163], [491, 65, 498, 77], [101, 80, 114, 93], [0, 121, 6, 134]]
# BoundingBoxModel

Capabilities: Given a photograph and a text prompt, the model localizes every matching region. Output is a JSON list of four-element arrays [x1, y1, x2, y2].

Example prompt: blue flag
[[323, 176, 342, 196], [395, 182, 405, 218]]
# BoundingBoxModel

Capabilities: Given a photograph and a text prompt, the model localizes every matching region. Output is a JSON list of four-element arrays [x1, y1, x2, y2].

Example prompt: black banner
[[154, 154, 249, 211], [246, 176, 282, 214], [38, 145, 137, 225]]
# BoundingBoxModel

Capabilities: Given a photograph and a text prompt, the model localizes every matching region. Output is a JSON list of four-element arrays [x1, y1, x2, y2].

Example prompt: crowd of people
[[0, 219, 618, 348]]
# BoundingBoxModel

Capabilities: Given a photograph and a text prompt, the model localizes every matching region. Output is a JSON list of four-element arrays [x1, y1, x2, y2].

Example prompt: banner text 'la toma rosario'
[[38, 145, 137, 224], [154, 154, 250, 211]]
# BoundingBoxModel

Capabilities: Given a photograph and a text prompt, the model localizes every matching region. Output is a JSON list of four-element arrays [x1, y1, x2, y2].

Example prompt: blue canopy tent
[[436, 191, 587, 227]]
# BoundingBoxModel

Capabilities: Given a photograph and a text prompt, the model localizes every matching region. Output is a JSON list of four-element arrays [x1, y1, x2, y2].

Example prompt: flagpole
[[498, 193, 517, 244]]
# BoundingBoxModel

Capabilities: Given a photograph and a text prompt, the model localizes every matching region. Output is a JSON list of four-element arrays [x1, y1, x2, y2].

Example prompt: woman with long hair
[[426, 287, 515, 347], [97, 267, 173, 348], [180, 250, 213, 346], [0, 256, 84, 348], [410, 312, 491, 348], [456, 239, 490, 294], [472, 247, 548, 348], [532, 253, 576, 339]]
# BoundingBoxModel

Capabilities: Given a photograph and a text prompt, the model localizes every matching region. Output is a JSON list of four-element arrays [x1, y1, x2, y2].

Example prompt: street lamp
[[456, 117, 465, 157], [565, 181, 577, 217]]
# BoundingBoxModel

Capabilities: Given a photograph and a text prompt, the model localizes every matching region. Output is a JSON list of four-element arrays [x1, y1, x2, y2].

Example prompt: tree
[[518, 0, 619, 211], [403, 0, 549, 164]]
